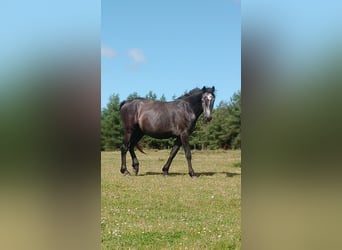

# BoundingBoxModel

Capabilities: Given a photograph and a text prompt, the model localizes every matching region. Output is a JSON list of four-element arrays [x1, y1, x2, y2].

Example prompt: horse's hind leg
[[129, 148, 139, 175], [120, 132, 131, 176], [129, 129, 144, 175], [162, 137, 181, 176], [120, 144, 130, 175]]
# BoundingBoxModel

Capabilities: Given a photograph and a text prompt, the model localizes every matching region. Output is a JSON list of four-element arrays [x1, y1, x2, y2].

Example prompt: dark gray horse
[[119, 86, 215, 177]]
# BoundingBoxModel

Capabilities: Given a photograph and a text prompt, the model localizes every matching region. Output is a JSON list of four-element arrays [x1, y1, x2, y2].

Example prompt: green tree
[[145, 90, 157, 100], [101, 94, 123, 151], [127, 92, 140, 100], [159, 94, 167, 102], [207, 103, 230, 149], [210, 91, 241, 149], [227, 90, 241, 149]]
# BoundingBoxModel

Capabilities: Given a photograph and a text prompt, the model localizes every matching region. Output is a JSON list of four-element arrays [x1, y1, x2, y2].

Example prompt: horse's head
[[201, 86, 215, 122]]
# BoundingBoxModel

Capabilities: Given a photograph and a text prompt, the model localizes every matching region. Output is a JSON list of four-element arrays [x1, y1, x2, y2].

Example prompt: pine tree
[[101, 94, 123, 151], [126, 92, 140, 100], [159, 94, 167, 102], [145, 91, 157, 100]]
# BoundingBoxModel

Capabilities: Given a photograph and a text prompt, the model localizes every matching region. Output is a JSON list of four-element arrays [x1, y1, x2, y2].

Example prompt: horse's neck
[[184, 94, 203, 118]]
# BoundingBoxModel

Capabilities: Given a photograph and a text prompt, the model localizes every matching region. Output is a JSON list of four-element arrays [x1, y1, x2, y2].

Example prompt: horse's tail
[[136, 143, 146, 154]]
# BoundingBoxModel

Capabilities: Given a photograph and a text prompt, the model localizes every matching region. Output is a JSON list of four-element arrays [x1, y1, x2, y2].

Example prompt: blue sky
[[101, 0, 240, 109], [1, 0, 99, 75], [242, 0, 342, 70]]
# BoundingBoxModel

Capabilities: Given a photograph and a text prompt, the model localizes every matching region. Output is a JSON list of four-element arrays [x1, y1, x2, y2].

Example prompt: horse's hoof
[[163, 172, 170, 177], [190, 174, 199, 178], [124, 171, 131, 176], [133, 166, 139, 176]]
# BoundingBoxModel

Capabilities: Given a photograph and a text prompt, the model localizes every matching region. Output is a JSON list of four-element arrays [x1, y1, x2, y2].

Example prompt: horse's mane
[[177, 86, 215, 100], [177, 88, 203, 100]]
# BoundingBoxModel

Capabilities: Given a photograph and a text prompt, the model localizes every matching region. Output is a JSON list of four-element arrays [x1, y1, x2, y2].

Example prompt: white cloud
[[101, 46, 117, 58], [127, 48, 146, 64]]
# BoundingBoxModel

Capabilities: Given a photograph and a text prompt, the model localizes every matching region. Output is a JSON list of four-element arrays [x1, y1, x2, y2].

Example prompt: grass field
[[101, 149, 241, 249]]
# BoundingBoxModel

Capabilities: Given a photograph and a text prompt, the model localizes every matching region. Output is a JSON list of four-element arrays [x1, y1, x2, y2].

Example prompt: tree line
[[101, 90, 241, 151]]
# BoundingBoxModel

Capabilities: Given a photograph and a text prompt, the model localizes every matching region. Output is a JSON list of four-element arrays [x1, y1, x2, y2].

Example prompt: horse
[[119, 86, 215, 178]]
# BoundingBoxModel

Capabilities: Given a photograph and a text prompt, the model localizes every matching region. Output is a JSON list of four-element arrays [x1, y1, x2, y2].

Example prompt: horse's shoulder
[[177, 100, 191, 108]]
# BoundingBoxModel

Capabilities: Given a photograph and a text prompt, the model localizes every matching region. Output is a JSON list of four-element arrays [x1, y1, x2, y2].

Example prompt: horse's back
[[138, 100, 195, 137], [120, 98, 195, 137]]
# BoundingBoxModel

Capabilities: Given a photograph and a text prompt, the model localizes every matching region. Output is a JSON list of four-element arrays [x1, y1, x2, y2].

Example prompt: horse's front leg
[[180, 134, 197, 178], [162, 137, 181, 176]]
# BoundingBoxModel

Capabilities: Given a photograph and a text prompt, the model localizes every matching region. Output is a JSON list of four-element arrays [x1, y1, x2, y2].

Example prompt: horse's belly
[[145, 131, 175, 139], [141, 123, 175, 138]]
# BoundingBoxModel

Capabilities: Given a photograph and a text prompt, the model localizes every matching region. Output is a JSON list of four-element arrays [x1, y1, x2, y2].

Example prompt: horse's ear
[[202, 86, 206, 92], [212, 86, 215, 92]]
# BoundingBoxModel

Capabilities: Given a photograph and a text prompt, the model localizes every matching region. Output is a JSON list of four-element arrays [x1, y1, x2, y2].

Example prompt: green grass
[[101, 149, 241, 249]]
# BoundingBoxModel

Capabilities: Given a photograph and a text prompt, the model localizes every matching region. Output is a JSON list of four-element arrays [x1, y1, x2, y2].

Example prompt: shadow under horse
[[119, 86, 215, 178]]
